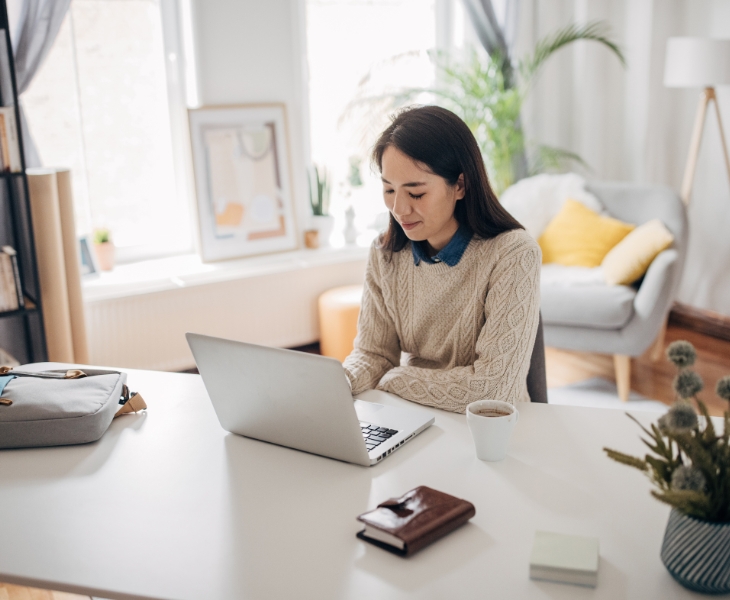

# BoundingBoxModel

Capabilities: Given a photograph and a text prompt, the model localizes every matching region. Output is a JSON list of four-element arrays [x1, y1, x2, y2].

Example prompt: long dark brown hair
[[372, 105, 523, 254]]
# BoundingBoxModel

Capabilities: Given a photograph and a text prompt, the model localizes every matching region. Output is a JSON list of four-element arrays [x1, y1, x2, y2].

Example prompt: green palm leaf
[[529, 144, 590, 176], [520, 20, 626, 83]]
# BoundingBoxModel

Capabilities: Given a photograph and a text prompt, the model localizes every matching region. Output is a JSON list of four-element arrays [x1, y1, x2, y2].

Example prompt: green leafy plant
[[604, 341, 730, 523], [347, 155, 364, 188], [308, 164, 331, 217], [342, 20, 625, 194], [93, 228, 111, 244]]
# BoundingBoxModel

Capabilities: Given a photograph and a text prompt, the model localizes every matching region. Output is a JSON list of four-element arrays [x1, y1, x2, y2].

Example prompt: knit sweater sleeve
[[342, 245, 401, 395], [376, 234, 541, 412]]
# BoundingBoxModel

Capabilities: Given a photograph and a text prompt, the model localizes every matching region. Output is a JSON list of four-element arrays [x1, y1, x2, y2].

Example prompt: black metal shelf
[[0, 305, 37, 320], [0, 0, 47, 364]]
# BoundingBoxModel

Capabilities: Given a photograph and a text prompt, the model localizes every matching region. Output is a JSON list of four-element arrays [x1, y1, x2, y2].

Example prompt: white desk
[[0, 368, 701, 599]]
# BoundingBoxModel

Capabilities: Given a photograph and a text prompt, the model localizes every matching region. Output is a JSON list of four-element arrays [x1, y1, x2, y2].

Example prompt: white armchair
[[540, 181, 688, 400]]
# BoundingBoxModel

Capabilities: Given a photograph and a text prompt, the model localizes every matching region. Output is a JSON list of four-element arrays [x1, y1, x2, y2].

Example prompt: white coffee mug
[[466, 399, 519, 462]]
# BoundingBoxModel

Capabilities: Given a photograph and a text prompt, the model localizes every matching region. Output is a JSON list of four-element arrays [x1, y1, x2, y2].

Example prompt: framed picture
[[78, 236, 99, 277], [188, 104, 298, 262]]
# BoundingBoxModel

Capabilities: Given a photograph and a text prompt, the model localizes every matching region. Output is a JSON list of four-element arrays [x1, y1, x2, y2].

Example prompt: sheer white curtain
[[8, 0, 71, 167], [461, 0, 528, 178], [516, 0, 730, 316], [461, 0, 517, 65]]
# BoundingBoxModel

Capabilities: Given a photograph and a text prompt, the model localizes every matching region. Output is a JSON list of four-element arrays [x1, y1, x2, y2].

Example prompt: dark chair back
[[527, 313, 547, 403]]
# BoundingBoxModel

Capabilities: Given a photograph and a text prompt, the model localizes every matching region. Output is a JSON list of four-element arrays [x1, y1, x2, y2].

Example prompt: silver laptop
[[186, 333, 434, 466]]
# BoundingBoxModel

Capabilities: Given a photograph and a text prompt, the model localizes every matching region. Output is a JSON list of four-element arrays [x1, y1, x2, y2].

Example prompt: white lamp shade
[[664, 37, 730, 87]]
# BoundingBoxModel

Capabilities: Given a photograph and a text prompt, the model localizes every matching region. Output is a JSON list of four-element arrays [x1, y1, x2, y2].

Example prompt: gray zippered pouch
[[0, 366, 146, 449]]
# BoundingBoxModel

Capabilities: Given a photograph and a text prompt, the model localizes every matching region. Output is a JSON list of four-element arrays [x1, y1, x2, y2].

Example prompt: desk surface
[[0, 367, 704, 599]]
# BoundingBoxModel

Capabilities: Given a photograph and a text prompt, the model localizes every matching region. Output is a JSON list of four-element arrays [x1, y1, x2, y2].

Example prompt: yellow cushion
[[538, 199, 635, 267], [601, 219, 674, 285]]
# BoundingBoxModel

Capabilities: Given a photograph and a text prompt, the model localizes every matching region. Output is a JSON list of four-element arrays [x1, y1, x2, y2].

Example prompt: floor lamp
[[664, 37, 730, 205], [646, 39, 730, 362]]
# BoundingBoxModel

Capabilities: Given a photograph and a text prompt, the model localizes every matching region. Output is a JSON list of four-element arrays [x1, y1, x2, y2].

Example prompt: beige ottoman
[[318, 285, 363, 362]]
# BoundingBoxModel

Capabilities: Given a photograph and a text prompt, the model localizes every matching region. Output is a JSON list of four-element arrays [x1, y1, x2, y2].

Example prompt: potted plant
[[306, 164, 334, 248], [92, 228, 115, 271], [604, 341, 730, 594], [342, 21, 625, 194]]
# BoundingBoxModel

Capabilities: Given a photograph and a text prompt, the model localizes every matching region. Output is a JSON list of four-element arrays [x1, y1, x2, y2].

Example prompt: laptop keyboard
[[360, 422, 398, 453]]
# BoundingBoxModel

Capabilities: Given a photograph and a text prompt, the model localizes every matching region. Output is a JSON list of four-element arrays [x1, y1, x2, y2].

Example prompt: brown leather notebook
[[356, 486, 476, 556]]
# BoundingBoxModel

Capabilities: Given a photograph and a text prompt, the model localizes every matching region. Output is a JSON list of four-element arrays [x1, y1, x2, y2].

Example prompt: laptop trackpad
[[354, 399, 433, 429], [354, 400, 385, 419]]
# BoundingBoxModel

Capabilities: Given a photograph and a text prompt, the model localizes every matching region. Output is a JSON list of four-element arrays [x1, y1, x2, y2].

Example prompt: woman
[[342, 106, 540, 412]]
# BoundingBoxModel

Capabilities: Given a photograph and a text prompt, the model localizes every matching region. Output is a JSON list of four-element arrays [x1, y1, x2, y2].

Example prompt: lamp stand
[[681, 87, 730, 205]]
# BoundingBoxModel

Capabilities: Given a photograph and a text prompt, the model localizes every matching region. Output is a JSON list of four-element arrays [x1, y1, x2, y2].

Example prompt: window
[[22, 0, 192, 262], [305, 0, 472, 243], [305, 0, 439, 242]]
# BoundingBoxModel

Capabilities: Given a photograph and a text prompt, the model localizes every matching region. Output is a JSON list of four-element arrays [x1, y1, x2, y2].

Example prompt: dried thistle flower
[[716, 376, 730, 402], [666, 340, 697, 369], [673, 370, 704, 399], [606, 343, 730, 522], [671, 465, 706, 492], [664, 401, 698, 432]]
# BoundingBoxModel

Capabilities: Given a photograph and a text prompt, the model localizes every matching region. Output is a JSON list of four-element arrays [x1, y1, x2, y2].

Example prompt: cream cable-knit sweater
[[343, 229, 541, 412]]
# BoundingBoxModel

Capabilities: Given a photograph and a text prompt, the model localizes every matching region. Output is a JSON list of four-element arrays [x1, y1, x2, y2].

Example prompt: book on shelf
[[0, 107, 22, 172], [0, 246, 23, 312]]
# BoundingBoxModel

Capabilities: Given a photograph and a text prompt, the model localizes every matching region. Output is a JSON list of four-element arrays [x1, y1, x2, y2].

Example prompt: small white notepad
[[529, 531, 599, 588]]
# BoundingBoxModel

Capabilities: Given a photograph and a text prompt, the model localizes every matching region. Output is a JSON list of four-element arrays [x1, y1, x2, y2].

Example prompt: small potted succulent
[[604, 340, 730, 594], [305, 164, 333, 248], [92, 228, 115, 271]]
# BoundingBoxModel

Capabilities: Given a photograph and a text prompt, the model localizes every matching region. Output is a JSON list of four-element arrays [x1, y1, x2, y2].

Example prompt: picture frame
[[78, 236, 99, 277], [188, 104, 298, 262]]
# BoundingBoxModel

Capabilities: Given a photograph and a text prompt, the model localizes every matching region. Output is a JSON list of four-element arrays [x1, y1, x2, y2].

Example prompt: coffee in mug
[[472, 408, 511, 418], [466, 399, 519, 461]]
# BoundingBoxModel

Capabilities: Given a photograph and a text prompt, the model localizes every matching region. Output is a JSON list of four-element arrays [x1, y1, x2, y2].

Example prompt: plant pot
[[94, 241, 115, 271], [661, 508, 730, 594], [303, 229, 319, 249], [310, 215, 335, 248]]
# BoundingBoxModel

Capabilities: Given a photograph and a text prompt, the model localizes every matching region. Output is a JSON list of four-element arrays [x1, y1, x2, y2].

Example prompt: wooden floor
[[0, 583, 87, 600], [4, 323, 729, 600], [546, 323, 730, 416]]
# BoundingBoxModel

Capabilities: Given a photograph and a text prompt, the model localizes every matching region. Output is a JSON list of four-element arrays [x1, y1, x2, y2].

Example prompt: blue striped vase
[[660, 509, 730, 594]]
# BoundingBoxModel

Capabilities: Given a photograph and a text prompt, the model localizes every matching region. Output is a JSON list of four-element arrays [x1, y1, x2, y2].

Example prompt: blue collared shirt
[[411, 224, 473, 266]]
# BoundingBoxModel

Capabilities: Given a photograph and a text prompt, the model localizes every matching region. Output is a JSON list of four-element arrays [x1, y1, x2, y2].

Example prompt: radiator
[[84, 255, 367, 371]]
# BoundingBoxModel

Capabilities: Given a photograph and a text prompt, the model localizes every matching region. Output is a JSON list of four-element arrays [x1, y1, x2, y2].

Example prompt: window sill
[[82, 244, 370, 303]]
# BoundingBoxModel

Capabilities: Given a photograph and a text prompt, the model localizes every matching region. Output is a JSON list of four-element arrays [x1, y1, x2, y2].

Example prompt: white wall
[[520, 0, 730, 317]]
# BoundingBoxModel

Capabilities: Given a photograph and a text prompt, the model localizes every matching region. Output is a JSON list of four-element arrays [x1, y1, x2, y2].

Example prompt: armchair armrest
[[633, 248, 678, 319]]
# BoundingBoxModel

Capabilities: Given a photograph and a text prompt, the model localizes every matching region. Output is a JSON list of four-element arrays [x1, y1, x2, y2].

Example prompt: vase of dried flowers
[[604, 340, 730, 594]]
